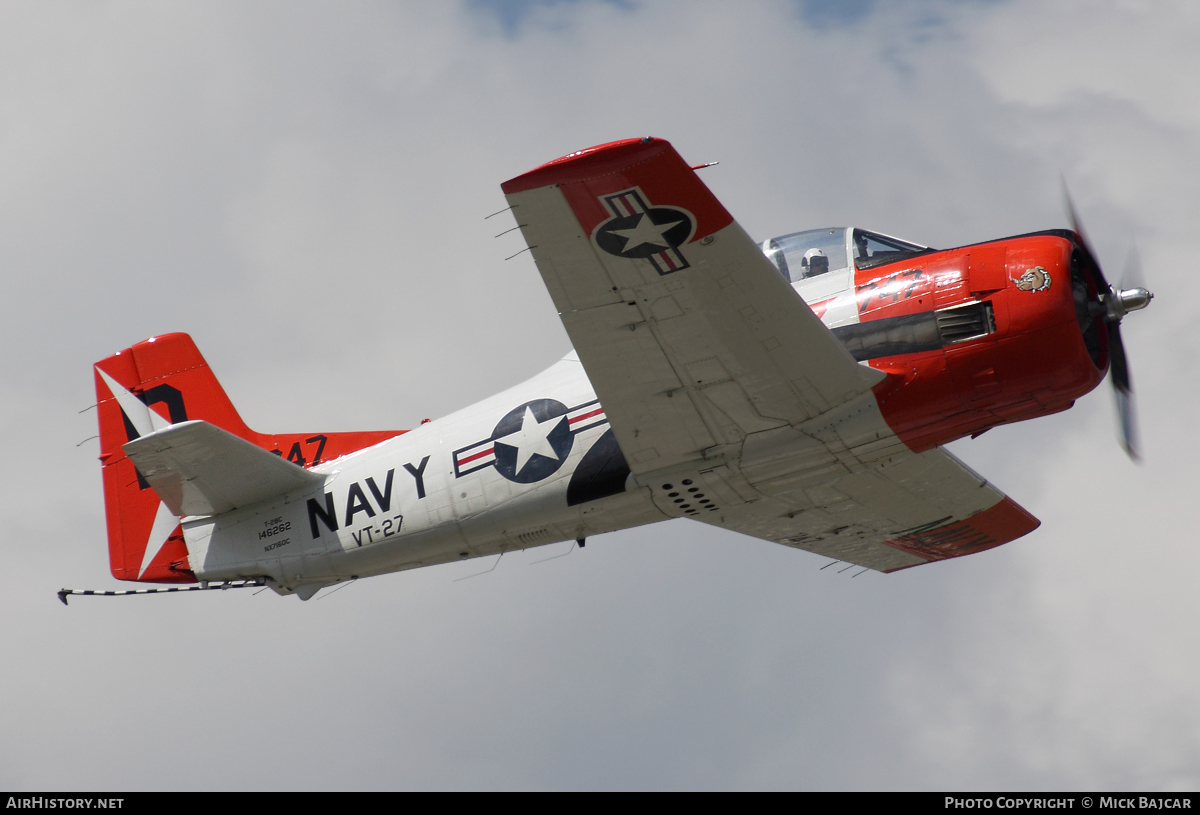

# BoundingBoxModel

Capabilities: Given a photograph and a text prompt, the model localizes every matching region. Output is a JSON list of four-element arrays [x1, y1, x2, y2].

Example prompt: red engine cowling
[[851, 231, 1109, 452]]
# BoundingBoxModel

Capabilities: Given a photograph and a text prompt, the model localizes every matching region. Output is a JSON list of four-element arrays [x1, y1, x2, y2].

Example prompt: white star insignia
[[494, 407, 565, 475], [612, 212, 684, 255]]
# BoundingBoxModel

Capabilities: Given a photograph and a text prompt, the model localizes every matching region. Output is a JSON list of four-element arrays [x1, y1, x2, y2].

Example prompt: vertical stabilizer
[[94, 334, 405, 583]]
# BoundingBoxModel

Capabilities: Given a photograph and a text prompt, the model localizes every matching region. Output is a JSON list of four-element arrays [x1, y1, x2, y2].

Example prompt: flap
[[123, 420, 326, 517]]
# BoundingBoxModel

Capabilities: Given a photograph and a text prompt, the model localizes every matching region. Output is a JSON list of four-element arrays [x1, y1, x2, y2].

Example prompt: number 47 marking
[[270, 435, 328, 468]]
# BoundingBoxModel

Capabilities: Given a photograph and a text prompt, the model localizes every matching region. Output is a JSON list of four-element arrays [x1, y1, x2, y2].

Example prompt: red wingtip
[[882, 497, 1040, 568], [501, 137, 668, 195], [501, 137, 733, 244]]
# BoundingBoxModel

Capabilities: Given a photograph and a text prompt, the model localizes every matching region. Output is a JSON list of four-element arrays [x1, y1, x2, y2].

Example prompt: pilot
[[800, 248, 829, 278]]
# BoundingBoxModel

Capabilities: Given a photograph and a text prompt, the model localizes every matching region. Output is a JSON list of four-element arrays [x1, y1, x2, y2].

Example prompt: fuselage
[[185, 353, 661, 595], [183, 229, 1108, 597]]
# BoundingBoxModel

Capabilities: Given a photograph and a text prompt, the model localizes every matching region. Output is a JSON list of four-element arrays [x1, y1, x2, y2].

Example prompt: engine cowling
[[852, 231, 1109, 452]]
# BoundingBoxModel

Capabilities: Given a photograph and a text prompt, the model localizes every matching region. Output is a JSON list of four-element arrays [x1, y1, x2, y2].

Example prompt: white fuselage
[[183, 353, 666, 596]]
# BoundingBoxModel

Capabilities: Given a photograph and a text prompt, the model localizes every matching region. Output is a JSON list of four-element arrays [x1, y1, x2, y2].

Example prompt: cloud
[[0, 0, 1194, 790]]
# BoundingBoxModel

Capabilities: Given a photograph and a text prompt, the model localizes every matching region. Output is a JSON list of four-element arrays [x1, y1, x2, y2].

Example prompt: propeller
[[1063, 187, 1153, 460]]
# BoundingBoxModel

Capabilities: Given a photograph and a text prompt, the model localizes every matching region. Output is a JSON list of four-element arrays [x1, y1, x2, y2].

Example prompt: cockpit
[[760, 227, 930, 283]]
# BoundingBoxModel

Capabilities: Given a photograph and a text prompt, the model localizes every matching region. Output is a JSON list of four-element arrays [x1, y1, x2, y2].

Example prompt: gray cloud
[[0, 0, 1194, 790]]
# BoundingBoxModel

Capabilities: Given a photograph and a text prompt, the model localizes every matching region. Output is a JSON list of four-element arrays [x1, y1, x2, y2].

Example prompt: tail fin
[[94, 333, 405, 583]]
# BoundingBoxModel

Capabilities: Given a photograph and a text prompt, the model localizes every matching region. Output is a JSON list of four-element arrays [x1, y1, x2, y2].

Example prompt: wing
[[699, 443, 1039, 572], [502, 138, 881, 475], [502, 138, 1038, 570]]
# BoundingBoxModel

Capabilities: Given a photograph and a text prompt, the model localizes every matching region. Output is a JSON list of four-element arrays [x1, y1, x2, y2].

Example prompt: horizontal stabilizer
[[123, 420, 326, 517]]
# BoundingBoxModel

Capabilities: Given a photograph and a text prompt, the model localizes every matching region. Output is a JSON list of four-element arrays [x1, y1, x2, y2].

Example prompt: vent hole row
[[661, 480, 720, 515]]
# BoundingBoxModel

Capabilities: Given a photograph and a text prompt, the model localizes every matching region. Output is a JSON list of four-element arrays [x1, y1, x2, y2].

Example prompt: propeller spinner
[[1064, 190, 1153, 460]]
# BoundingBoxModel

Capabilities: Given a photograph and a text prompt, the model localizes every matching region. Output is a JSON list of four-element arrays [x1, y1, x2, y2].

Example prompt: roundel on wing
[[491, 398, 574, 484], [594, 207, 695, 259]]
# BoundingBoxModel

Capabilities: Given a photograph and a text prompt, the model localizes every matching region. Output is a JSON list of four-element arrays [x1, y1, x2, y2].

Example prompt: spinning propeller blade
[[1063, 185, 1152, 461]]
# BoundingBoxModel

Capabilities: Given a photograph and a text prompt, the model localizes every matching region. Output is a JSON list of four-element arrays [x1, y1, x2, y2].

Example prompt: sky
[[1, 0, 1197, 791]]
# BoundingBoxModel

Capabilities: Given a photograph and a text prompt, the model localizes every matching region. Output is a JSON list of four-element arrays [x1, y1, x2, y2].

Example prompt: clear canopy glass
[[851, 228, 927, 264], [761, 228, 849, 283], [761, 227, 928, 282]]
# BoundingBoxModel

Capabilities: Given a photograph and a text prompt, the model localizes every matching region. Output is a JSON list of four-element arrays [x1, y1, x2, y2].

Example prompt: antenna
[[58, 578, 267, 606]]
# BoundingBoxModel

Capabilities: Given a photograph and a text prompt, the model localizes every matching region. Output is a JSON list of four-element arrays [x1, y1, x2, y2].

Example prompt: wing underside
[[692, 442, 1038, 572], [502, 138, 1038, 571], [502, 139, 881, 475]]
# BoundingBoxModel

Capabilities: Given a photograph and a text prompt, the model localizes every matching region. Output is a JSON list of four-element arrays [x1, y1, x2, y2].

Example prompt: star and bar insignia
[[593, 188, 696, 275], [453, 399, 609, 484]]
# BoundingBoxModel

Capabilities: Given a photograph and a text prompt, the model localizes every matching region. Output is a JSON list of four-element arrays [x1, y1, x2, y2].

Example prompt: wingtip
[[501, 137, 672, 195]]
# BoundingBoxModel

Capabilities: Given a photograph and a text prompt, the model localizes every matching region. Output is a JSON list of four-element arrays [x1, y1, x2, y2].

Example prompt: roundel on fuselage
[[491, 399, 573, 484]]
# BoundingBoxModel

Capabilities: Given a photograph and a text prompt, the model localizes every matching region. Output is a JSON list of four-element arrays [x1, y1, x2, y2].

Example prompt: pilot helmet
[[801, 248, 829, 277]]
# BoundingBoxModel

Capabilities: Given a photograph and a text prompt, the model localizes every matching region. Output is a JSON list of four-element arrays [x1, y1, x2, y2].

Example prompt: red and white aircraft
[[72, 137, 1152, 602]]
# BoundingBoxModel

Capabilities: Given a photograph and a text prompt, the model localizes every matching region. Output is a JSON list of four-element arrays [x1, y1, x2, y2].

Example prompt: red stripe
[[619, 195, 637, 216], [569, 408, 604, 424], [458, 447, 494, 465], [660, 251, 678, 271], [809, 298, 833, 319]]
